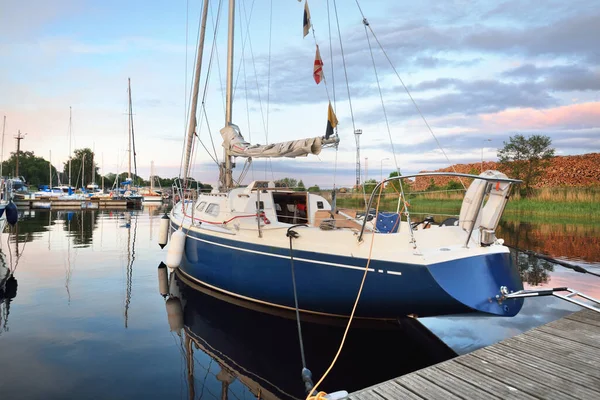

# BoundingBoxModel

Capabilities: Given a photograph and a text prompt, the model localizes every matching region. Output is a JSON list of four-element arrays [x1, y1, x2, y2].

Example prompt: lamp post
[[481, 139, 492, 173], [380, 157, 389, 182]]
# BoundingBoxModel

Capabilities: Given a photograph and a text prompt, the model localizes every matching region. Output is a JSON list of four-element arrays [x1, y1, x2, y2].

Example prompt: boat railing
[[357, 172, 522, 245]]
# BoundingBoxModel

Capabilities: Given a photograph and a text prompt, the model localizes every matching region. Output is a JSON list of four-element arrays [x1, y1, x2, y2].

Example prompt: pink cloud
[[480, 102, 600, 130]]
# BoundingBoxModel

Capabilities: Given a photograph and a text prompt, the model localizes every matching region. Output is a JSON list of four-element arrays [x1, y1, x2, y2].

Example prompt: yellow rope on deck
[[306, 185, 384, 400]]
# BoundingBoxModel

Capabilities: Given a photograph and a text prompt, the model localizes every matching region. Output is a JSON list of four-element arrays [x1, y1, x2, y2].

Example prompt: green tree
[[275, 177, 297, 189], [63, 148, 100, 188], [445, 180, 463, 190], [307, 185, 320, 193], [497, 134, 554, 196], [426, 178, 439, 191], [2, 151, 59, 187], [385, 171, 410, 194], [296, 180, 306, 192], [363, 179, 378, 194]]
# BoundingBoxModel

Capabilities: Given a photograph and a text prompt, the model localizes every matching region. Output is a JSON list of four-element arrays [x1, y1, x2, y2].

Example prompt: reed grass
[[328, 187, 600, 219]]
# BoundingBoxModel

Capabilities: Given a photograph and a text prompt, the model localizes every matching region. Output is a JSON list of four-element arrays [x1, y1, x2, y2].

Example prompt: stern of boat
[[426, 249, 524, 316]]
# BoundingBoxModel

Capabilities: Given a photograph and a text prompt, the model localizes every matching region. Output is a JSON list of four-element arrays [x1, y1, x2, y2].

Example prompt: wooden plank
[[415, 366, 495, 399], [372, 381, 425, 400], [489, 342, 600, 391], [518, 329, 600, 362], [544, 319, 600, 347], [436, 361, 539, 400], [579, 309, 600, 321], [475, 348, 600, 399], [501, 335, 600, 379], [455, 354, 565, 400], [565, 312, 600, 328], [351, 311, 600, 399], [395, 373, 463, 400], [349, 389, 386, 400], [508, 332, 600, 372], [537, 324, 600, 350]]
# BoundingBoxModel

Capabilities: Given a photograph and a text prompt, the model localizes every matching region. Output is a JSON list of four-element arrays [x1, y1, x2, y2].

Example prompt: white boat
[[165, 1, 524, 319]]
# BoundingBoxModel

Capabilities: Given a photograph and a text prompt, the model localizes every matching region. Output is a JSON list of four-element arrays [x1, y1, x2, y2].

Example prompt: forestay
[[221, 124, 338, 158]]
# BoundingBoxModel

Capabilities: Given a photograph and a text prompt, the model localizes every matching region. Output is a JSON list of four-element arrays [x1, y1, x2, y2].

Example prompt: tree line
[[1, 147, 212, 191], [3, 134, 553, 197]]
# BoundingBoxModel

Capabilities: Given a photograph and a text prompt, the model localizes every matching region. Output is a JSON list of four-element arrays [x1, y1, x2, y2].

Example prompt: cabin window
[[196, 201, 207, 212], [317, 201, 324, 209], [206, 203, 220, 216], [255, 201, 264, 210]]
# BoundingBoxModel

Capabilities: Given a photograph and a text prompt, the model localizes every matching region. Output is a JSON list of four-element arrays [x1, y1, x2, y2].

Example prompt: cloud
[[502, 64, 600, 92], [480, 101, 600, 131]]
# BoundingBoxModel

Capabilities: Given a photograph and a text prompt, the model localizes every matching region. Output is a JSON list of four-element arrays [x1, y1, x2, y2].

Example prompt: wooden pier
[[350, 309, 600, 400], [14, 198, 133, 210]]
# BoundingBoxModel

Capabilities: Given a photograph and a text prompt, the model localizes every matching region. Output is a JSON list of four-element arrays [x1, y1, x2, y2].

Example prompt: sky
[[1, 0, 599, 188]]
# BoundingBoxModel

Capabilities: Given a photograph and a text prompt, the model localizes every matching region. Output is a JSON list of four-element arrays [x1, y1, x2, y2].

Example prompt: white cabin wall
[[307, 194, 331, 226]]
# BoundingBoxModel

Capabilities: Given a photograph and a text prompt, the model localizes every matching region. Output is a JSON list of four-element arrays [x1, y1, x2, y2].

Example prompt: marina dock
[[350, 309, 600, 399], [14, 198, 134, 209]]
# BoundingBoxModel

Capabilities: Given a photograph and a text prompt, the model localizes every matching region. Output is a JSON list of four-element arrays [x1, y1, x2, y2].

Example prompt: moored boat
[[164, 0, 524, 319]]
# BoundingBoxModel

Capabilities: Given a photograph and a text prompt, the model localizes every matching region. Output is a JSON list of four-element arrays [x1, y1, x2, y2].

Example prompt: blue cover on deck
[[376, 212, 400, 233]]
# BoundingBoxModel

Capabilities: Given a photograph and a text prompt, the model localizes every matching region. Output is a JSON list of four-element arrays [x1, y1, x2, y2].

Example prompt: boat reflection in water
[[162, 270, 457, 400]]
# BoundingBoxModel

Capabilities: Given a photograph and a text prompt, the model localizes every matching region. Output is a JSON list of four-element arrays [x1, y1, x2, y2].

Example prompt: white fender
[[158, 262, 168, 297], [166, 228, 186, 269], [166, 297, 184, 333], [480, 171, 511, 231], [158, 215, 169, 249], [459, 173, 488, 232]]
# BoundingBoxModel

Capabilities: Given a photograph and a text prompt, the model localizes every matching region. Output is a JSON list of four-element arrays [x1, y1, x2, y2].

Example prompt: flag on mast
[[313, 45, 324, 84], [303, 1, 311, 37], [325, 102, 338, 139]]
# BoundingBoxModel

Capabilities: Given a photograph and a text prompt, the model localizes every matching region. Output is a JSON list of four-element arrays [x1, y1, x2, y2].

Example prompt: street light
[[380, 158, 390, 182], [481, 139, 492, 173]]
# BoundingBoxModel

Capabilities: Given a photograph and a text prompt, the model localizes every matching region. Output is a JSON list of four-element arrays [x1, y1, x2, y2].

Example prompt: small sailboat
[[166, 1, 524, 319], [140, 161, 163, 203], [111, 79, 143, 206]]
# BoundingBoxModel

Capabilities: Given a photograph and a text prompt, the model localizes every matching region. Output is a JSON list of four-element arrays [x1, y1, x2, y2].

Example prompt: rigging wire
[[239, 0, 274, 181], [242, 30, 254, 180], [332, 0, 356, 134], [210, 0, 227, 118], [362, 20, 399, 176], [267, 0, 274, 182], [352, 0, 466, 189], [180, 0, 203, 178], [197, 0, 225, 166], [327, 0, 340, 195], [180, 0, 191, 178], [361, 19, 408, 213]]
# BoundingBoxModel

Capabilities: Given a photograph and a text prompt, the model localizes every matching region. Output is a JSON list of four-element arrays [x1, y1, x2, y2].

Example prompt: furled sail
[[221, 124, 338, 158]]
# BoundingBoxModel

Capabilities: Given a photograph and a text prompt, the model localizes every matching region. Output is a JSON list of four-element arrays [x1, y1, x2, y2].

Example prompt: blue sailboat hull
[[173, 223, 523, 318]]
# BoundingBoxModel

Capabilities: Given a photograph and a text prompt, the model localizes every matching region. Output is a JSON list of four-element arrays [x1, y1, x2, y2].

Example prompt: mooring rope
[[286, 223, 314, 394]]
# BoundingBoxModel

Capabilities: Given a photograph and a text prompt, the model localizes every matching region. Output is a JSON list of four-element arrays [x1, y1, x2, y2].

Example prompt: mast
[[69, 107, 72, 188], [49, 150, 52, 189], [92, 144, 95, 186], [223, 0, 235, 190], [127, 78, 132, 181], [1, 116, 5, 177], [151, 161, 154, 192], [102, 153, 105, 191], [82, 153, 85, 189], [183, 0, 210, 185], [15, 130, 25, 177]]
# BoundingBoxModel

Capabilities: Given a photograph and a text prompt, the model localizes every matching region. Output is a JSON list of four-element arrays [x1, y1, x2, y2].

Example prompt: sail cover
[[221, 124, 338, 158]]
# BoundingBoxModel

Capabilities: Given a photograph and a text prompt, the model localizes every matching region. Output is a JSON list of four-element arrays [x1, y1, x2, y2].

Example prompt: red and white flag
[[313, 45, 324, 84]]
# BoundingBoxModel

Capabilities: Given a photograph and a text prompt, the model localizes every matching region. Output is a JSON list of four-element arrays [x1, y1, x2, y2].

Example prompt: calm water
[[0, 208, 598, 399]]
